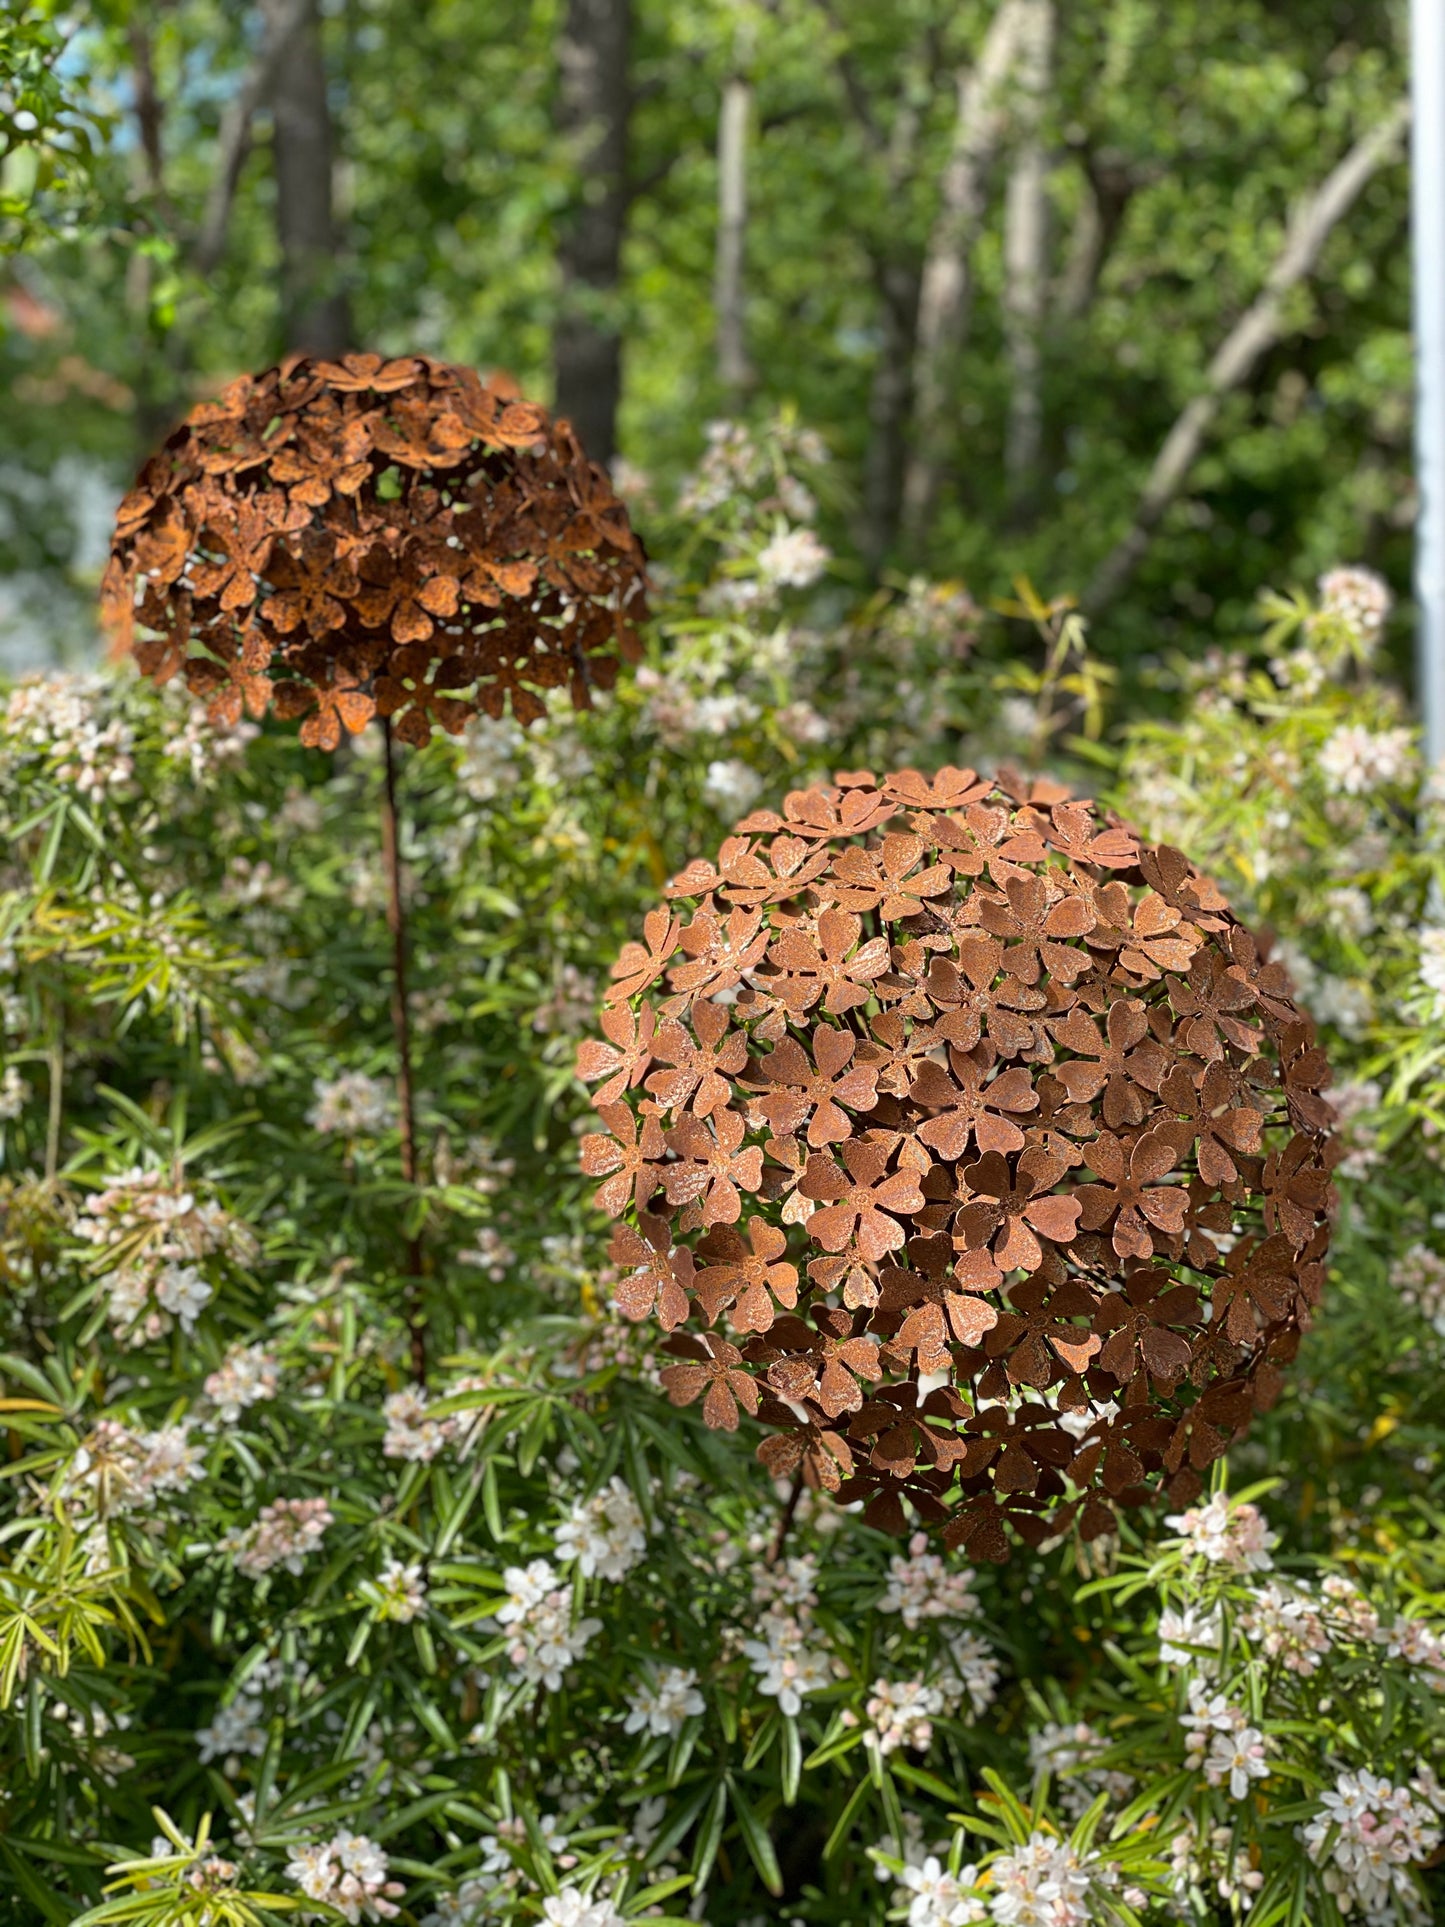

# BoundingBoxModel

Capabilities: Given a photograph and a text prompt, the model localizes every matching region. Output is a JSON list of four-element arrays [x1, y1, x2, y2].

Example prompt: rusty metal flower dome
[[101, 353, 648, 749], [578, 766, 1336, 1561]]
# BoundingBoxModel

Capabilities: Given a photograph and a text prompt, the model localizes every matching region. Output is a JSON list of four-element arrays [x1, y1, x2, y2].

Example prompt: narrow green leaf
[[730, 1781, 783, 1897]]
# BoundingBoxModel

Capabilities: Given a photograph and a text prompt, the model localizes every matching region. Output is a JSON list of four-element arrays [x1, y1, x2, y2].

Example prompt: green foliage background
[[0, 0, 1417, 668], [0, 4, 1442, 1925]]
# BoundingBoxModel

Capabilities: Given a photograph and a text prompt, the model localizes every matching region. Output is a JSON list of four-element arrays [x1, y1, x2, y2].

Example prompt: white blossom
[[491, 1560, 601, 1692], [941, 1631, 1002, 1721], [867, 1677, 943, 1755], [57, 1418, 202, 1518], [228, 1496, 333, 1579], [676, 416, 826, 519], [203, 1343, 280, 1422], [1301, 1770, 1440, 1922], [1027, 1721, 1132, 1819], [495, 1559, 558, 1625], [153, 1262, 213, 1331], [456, 713, 527, 803], [1392, 1243, 1445, 1334], [540, 1886, 625, 1927], [161, 696, 258, 781], [1381, 1614, 1445, 1689], [986, 1831, 1117, 1926], [1164, 1494, 1277, 1572], [375, 1558, 428, 1623], [1180, 1683, 1270, 1800], [756, 524, 830, 592], [74, 1164, 256, 1347], [1322, 885, 1374, 942], [693, 691, 758, 735], [751, 1552, 820, 1615], [1241, 1581, 1332, 1675], [1317, 725, 1414, 796], [1311, 975, 1374, 1041], [286, 1829, 404, 1923], [775, 699, 830, 745], [3, 673, 135, 795], [307, 1072, 396, 1136], [419, 1875, 494, 1925], [1315, 566, 1392, 649], [0, 1065, 30, 1119], [1206, 1725, 1270, 1800], [898, 1854, 985, 1927], [878, 1534, 981, 1629], [1158, 1603, 1223, 1671], [554, 1476, 647, 1581], [622, 1664, 704, 1737], [702, 757, 762, 819], [742, 1609, 834, 1716], [139, 1423, 206, 1494], [1322, 1573, 1383, 1642], [196, 1693, 267, 1771], [457, 1225, 515, 1279], [1418, 927, 1445, 1023], [382, 1388, 454, 1463]]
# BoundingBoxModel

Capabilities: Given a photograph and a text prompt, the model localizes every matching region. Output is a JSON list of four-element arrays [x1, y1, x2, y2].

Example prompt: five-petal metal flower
[[578, 767, 1336, 1557], [105, 352, 648, 749]]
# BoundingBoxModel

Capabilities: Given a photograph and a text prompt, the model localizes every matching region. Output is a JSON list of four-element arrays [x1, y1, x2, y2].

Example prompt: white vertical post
[[1414, 0, 1445, 769]]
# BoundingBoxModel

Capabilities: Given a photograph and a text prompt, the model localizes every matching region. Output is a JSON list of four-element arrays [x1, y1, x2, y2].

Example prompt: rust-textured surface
[[102, 353, 648, 749], [577, 767, 1337, 1561]]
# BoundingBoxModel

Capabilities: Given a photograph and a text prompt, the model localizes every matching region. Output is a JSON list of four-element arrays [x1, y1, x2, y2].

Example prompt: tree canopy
[[0, 0, 1414, 673]]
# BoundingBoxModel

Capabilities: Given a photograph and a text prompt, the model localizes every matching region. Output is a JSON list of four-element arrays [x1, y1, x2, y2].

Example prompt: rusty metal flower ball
[[101, 353, 648, 749], [577, 766, 1336, 1561]]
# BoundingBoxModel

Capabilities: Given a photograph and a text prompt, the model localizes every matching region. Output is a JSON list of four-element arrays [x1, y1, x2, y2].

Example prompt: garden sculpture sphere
[[578, 766, 1337, 1561], [101, 352, 649, 748]]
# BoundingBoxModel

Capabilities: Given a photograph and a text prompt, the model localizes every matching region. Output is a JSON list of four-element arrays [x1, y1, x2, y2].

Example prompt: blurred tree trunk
[[127, 20, 167, 209], [125, 16, 181, 452], [197, 0, 310, 275], [858, 61, 927, 570], [715, 70, 754, 398], [901, 0, 1028, 551], [1052, 148, 1136, 327], [1083, 98, 1409, 612], [261, 0, 350, 357], [554, 0, 631, 467], [1001, 0, 1052, 517], [861, 260, 920, 570]]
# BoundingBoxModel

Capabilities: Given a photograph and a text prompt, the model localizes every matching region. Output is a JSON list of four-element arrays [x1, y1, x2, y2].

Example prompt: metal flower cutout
[[102, 352, 649, 748], [578, 767, 1337, 1561]]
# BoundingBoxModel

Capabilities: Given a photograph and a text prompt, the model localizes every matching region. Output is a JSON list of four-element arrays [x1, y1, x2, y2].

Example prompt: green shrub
[[0, 436, 1439, 1925]]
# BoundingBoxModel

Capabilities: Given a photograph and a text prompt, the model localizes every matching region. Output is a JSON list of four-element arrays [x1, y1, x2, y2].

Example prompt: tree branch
[[127, 19, 170, 210], [901, 0, 1032, 548], [265, 0, 350, 356], [716, 70, 753, 395], [1083, 99, 1409, 613], [1001, 0, 1052, 513], [858, 42, 934, 567], [1050, 146, 1140, 328], [813, 0, 885, 152], [195, 0, 310, 274], [553, 0, 631, 464]]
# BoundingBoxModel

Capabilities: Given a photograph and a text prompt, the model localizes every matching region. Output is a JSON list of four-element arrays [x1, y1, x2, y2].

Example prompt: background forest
[[1, 4, 1443, 1927], [0, 0, 1418, 670]]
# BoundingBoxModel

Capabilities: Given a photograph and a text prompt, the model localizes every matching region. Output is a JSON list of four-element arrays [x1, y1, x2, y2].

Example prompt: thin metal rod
[[1414, 0, 1445, 770], [379, 716, 427, 1384]]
